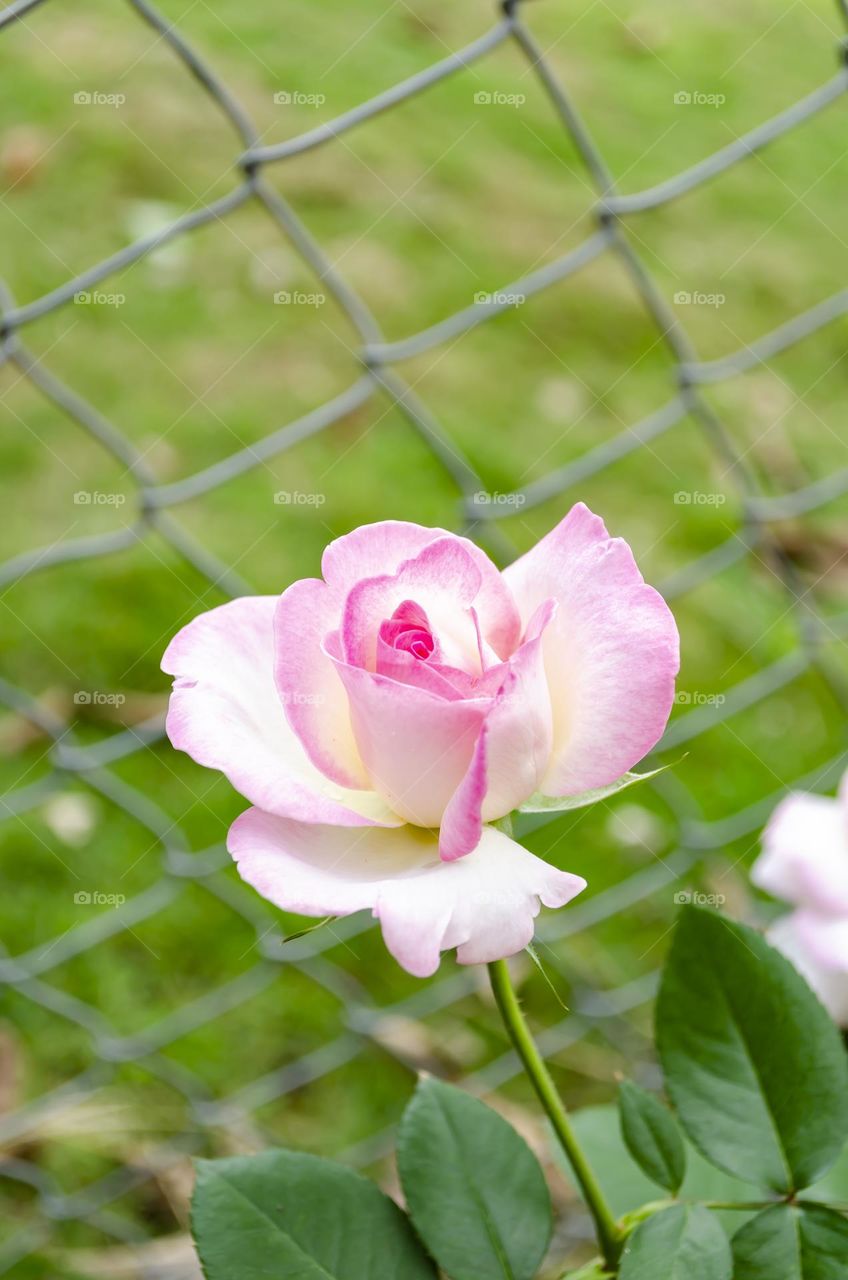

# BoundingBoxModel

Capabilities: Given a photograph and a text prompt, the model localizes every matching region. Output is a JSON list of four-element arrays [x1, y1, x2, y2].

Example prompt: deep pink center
[[379, 600, 435, 662]]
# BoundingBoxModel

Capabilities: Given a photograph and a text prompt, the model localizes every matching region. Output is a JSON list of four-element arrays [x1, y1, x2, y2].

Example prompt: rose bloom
[[162, 504, 679, 976], [752, 769, 848, 1024]]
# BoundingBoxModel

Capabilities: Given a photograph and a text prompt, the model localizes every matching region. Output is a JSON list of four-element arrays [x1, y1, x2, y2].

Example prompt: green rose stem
[[487, 957, 623, 1270]]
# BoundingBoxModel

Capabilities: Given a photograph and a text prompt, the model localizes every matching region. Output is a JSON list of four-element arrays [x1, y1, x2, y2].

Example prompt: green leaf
[[566, 1104, 760, 1230], [732, 1204, 848, 1279], [397, 1077, 552, 1280], [191, 1150, 437, 1280], [805, 1138, 848, 1203], [619, 1204, 732, 1280], [656, 906, 848, 1193], [567, 1106, 662, 1215], [618, 1199, 678, 1234], [618, 1081, 686, 1194], [559, 1265, 614, 1279], [519, 767, 668, 814]]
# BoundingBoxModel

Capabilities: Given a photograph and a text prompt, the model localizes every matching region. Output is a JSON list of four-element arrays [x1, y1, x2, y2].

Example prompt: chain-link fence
[[2, 0, 848, 1273]]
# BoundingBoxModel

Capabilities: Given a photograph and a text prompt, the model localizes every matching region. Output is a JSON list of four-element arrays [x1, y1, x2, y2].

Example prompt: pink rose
[[162, 503, 679, 976], [752, 770, 848, 1024]]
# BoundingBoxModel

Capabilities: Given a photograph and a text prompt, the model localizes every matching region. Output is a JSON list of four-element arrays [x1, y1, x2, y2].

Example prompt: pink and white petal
[[381, 825, 586, 975], [324, 521, 520, 659], [376, 634, 467, 700], [503, 503, 679, 794], [321, 521, 442, 587], [274, 579, 369, 790], [330, 656, 489, 826], [440, 724, 488, 861], [469, 605, 502, 673], [752, 791, 848, 914], [228, 807, 438, 917], [461, 541, 522, 659], [768, 912, 848, 1026], [342, 538, 482, 671], [794, 908, 848, 972], [439, 601, 556, 859], [163, 598, 398, 827], [228, 811, 586, 979], [480, 600, 555, 820]]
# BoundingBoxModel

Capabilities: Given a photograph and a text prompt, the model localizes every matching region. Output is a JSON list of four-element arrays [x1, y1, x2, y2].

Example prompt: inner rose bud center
[[378, 600, 435, 662]]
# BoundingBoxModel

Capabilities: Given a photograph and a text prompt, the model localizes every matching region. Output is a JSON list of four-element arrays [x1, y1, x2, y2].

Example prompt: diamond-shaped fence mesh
[[1, 0, 848, 1273]]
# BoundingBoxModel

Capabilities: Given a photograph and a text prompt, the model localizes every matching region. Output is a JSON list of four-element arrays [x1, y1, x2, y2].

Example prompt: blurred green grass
[[1, 0, 848, 1271]]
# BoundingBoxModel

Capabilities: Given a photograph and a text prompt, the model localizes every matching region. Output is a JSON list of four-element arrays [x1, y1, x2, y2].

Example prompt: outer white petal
[[439, 601, 555, 861], [228, 810, 586, 978], [275, 578, 372, 790], [768, 912, 848, 1027], [752, 790, 848, 914], [502, 503, 679, 794], [162, 597, 399, 827]]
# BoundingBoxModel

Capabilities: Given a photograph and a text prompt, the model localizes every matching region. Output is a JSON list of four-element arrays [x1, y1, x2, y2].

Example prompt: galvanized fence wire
[[1, 0, 848, 1268]]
